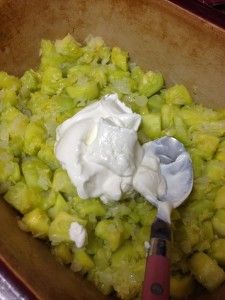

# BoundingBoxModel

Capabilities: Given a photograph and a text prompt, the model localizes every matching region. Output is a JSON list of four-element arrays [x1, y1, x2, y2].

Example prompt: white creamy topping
[[55, 93, 166, 204], [69, 222, 87, 248], [133, 143, 166, 205]]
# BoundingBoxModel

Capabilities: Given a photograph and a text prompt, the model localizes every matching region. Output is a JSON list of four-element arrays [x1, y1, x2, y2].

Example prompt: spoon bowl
[[147, 136, 193, 207]]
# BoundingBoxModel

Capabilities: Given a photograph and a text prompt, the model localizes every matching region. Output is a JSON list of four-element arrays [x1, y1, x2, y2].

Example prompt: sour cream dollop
[[69, 222, 87, 248], [55, 94, 166, 204]]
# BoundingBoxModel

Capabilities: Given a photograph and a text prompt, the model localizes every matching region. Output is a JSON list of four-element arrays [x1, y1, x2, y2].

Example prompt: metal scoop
[[141, 136, 193, 300]]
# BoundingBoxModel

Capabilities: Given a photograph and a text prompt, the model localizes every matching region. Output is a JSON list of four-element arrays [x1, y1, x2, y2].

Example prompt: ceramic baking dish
[[0, 0, 225, 299]]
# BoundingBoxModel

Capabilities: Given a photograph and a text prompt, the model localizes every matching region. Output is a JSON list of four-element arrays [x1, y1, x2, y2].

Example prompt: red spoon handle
[[141, 218, 171, 300], [141, 254, 170, 300]]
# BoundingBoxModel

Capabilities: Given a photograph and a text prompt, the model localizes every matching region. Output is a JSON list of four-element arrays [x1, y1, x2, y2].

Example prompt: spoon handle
[[141, 218, 171, 300]]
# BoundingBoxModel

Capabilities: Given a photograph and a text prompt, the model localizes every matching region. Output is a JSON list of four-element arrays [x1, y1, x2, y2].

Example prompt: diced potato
[[1, 107, 28, 139], [180, 104, 219, 127], [216, 152, 225, 162], [38, 141, 60, 170], [9, 162, 21, 183], [174, 225, 192, 255], [171, 245, 183, 265], [186, 223, 201, 248], [111, 241, 139, 267], [0, 89, 18, 111], [71, 248, 95, 273], [95, 219, 125, 251], [138, 71, 164, 97], [173, 116, 190, 145], [21, 70, 39, 93], [20, 208, 50, 238], [193, 221, 214, 252], [67, 65, 92, 82], [131, 202, 156, 227], [48, 193, 69, 219], [194, 120, 225, 137], [161, 104, 175, 129], [205, 160, 225, 182], [40, 39, 63, 70], [217, 139, 225, 152], [122, 94, 139, 112], [52, 243, 73, 265], [189, 252, 225, 291], [48, 211, 86, 245], [189, 150, 205, 178], [52, 168, 76, 195], [170, 274, 194, 299], [86, 234, 104, 255], [41, 66, 65, 96], [0, 156, 20, 183], [85, 35, 110, 62], [182, 199, 214, 223], [91, 67, 107, 87], [214, 186, 225, 209], [72, 197, 106, 218], [111, 78, 135, 95], [212, 209, 225, 237], [137, 106, 149, 116], [55, 34, 83, 59], [0, 71, 21, 91], [4, 181, 41, 214], [131, 66, 144, 84], [141, 113, 161, 139], [40, 38, 81, 73], [164, 84, 192, 105], [147, 94, 165, 111], [88, 267, 113, 295], [191, 133, 219, 160], [209, 239, 225, 266], [22, 158, 52, 191], [66, 81, 99, 101], [53, 94, 76, 113], [24, 122, 46, 155], [132, 95, 147, 109], [202, 221, 214, 242], [111, 47, 128, 71], [40, 190, 57, 211], [112, 257, 145, 300]]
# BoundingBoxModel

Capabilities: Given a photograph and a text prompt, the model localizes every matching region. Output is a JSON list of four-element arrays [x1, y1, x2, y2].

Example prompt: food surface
[[55, 94, 193, 224], [1, 34, 225, 299], [55, 93, 166, 204]]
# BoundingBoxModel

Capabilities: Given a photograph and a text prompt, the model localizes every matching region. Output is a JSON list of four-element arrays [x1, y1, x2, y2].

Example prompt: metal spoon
[[141, 136, 193, 300]]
